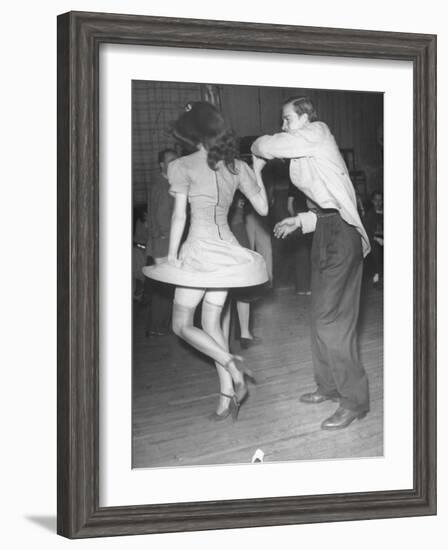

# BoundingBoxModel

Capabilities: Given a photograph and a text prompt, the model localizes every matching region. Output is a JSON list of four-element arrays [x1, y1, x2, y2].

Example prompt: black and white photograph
[[131, 81, 384, 469], [2, 0, 442, 545]]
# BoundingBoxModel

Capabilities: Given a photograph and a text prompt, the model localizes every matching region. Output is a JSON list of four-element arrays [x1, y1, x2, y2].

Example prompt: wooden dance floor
[[132, 284, 383, 469]]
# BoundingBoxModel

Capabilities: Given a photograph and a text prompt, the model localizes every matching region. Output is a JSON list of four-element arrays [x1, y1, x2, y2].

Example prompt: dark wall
[[132, 81, 202, 204], [221, 84, 383, 196], [133, 81, 383, 204], [132, 80, 383, 290]]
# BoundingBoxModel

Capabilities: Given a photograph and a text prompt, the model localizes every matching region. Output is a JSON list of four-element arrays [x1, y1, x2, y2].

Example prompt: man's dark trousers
[[309, 212, 370, 413]]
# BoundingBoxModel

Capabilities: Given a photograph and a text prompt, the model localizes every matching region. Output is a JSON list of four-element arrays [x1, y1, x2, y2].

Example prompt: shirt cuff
[[296, 211, 317, 233]]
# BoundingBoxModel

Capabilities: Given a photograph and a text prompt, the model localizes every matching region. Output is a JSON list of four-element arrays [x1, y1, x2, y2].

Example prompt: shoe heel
[[234, 381, 249, 408], [223, 356, 254, 410], [357, 411, 367, 421], [230, 396, 240, 422], [234, 357, 256, 386]]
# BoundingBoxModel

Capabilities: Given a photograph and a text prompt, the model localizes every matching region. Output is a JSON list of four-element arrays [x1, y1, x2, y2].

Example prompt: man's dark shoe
[[299, 390, 339, 404], [320, 406, 367, 430]]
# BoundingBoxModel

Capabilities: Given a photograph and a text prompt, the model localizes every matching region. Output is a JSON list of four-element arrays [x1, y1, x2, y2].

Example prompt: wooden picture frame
[[57, 10, 437, 538]]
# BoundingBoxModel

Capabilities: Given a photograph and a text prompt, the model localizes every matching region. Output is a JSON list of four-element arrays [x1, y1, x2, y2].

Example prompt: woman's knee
[[201, 301, 222, 333], [172, 316, 184, 338], [172, 303, 195, 338]]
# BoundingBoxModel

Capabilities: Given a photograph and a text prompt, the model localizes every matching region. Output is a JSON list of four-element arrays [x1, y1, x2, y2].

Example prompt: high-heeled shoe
[[209, 392, 239, 422], [223, 356, 256, 409]]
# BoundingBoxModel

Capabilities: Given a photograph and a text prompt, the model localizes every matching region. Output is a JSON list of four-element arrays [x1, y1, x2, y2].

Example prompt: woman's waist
[[190, 212, 229, 227], [188, 222, 235, 241]]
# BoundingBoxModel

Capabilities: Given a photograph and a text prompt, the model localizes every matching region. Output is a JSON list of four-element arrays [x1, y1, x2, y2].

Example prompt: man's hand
[[273, 217, 300, 239]]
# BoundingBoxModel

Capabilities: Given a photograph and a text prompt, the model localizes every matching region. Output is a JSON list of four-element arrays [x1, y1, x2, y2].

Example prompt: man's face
[[282, 103, 309, 133], [372, 193, 383, 212], [160, 151, 178, 175]]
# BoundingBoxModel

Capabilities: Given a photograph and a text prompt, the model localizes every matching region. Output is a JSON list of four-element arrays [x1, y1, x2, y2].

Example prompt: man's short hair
[[282, 96, 318, 122], [158, 148, 177, 164]]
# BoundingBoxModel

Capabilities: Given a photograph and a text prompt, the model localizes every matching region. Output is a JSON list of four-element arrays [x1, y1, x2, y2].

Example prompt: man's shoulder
[[303, 121, 330, 141]]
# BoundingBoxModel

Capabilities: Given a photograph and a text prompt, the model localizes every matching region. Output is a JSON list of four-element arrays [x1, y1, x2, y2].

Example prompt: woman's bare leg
[[201, 290, 244, 390], [221, 298, 231, 343], [172, 287, 245, 415], [201, 291, 234, 414], [236, 300, 252, 339], [172, 287, 233, 368]]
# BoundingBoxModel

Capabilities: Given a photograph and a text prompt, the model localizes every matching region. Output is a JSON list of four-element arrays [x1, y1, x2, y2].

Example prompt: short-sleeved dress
[[143, 149, 268, 288]]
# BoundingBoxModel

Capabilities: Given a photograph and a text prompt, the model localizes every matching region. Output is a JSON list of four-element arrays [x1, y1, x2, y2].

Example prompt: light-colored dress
[[143, 149, 268, 288]]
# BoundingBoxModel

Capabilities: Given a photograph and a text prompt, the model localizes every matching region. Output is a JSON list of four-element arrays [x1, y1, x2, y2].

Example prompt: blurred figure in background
[[228, 192, 263, 349], [145, 148, 178, 336], [147, 148, 179, 263], [132, 205, 149, 302], [287, 175, 312, 296], [364, 190, 383, 288]]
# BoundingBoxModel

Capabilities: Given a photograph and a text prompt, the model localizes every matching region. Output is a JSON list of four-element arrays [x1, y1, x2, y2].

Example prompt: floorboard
[[132, 283, 383, 468]]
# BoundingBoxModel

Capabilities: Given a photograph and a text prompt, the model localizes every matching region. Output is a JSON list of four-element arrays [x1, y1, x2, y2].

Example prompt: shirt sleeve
[[251, 123, 328, 159], [297, 211, 318, 234], [236, 160, 261, 199], [167, 159, 190, 196]]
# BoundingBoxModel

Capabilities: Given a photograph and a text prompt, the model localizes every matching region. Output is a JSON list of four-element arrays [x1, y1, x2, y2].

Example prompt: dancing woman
[[143, 102, 269, 421]]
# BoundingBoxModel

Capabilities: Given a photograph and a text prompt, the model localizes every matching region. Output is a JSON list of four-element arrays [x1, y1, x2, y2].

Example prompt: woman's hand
[[273, 217, 300, 239], [252, 154, 266, 173], [167, 255, 181, 267]]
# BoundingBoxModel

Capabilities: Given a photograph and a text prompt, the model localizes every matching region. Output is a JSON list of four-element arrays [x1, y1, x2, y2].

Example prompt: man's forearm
[[251, 133, 311, 159], [251, 136, 275, 159]]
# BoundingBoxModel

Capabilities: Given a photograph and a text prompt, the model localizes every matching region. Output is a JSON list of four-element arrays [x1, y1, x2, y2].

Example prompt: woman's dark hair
[[173, 101, 239, 174], [283, 96, 318, 122]]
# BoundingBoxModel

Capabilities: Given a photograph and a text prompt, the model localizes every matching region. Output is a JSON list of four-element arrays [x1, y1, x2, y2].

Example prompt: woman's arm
[[247, 155, 269, 216], [167, 193, 188, 263]]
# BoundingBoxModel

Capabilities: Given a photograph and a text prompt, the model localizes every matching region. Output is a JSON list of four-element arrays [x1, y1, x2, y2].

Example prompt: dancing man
[[251, 96, 371, 430]]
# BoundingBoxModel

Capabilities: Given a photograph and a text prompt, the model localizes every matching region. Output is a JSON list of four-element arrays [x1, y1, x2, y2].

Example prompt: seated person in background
[[363, 190, 383, 287]]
